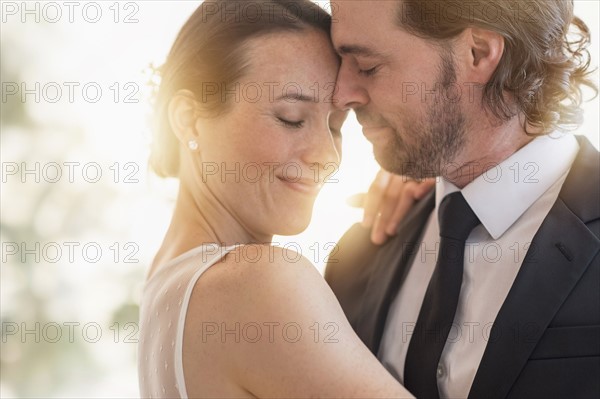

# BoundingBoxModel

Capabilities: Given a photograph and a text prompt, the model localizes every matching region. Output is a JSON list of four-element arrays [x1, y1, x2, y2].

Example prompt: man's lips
[[362, 126, 390, 143]]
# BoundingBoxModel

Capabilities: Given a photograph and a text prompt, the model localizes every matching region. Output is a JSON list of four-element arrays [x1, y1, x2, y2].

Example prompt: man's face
[[331, 0, 467, 178]]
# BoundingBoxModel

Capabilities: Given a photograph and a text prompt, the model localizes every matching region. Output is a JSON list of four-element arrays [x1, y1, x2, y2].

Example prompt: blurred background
[[1, 1, 598, 397]]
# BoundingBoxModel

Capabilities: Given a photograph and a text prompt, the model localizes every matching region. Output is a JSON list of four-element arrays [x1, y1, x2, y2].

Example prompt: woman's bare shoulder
[[190, 244, 333, 317], [183, 244, 413, 398], [182, 243, 342, 381]]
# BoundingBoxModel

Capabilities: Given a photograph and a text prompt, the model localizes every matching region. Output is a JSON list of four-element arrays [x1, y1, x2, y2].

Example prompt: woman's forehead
[[244, 30, 338, 78]]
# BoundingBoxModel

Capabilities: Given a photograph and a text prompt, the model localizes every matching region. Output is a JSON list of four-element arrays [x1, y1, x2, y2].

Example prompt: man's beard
[[374, 51, 467, 179]]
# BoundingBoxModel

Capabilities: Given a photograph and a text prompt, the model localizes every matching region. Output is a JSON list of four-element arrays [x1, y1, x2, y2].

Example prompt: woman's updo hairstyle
[[150, 0, 332, 177]]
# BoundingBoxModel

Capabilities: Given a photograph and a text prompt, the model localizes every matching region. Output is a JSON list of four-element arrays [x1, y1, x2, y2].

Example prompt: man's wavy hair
[[397, 0, 597, 134], [149, 0, 332, 178]]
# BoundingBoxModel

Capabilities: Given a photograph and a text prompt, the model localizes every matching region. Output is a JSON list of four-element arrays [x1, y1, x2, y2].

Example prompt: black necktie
[[404, 192, 481, 399]]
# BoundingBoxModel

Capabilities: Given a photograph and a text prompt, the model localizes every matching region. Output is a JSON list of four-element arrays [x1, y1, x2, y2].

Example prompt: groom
[[325, 1, 599, 398]]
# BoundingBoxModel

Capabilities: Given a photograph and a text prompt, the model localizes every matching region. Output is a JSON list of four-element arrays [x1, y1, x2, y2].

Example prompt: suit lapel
[[469, 137, 600, 398], [355, 191, 435, 354], [469, 201, 599, 398]]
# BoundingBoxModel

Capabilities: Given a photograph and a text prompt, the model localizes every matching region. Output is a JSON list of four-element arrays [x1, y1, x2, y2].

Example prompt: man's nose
[[333, 62, 369, 111]]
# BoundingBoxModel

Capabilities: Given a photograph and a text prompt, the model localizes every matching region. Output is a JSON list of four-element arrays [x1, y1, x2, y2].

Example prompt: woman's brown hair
[[150, 0, 332, 177]]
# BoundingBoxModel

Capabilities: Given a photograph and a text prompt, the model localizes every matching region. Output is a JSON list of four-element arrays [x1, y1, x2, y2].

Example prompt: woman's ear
[[168, 90, 201, 150], [463, 27, 505, 84]]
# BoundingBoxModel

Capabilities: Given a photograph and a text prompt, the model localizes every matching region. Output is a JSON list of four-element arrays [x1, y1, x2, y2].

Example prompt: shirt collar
[[435, 133, 579, 239]]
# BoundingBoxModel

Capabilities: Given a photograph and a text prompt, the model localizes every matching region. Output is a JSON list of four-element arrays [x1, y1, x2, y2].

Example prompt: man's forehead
[[330, 1, 397, 53], [331, 0, 396, 22]]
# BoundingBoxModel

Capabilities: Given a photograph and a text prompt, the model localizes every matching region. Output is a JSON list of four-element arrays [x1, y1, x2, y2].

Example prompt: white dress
[[138, 244, 239, 398]]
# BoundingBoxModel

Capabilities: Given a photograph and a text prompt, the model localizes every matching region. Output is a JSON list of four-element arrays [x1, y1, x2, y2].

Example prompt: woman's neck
[[150, 182, 272, 274]]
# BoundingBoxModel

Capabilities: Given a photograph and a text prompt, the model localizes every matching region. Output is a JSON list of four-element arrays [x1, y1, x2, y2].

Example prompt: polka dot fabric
[[138, 244, 238, 398]]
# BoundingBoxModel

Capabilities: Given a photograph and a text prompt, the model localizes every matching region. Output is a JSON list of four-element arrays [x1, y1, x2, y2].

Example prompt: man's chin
[[374, 150, 440, 180], [373, 149, 409, 176]]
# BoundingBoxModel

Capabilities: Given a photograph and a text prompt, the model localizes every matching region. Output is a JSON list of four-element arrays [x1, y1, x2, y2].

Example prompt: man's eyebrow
[[337, 45, 382, 57], [275, 93, 317, 103]]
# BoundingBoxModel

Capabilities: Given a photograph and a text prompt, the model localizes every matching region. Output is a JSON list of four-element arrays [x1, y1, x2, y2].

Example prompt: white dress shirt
[[377, 133, 580, 398]]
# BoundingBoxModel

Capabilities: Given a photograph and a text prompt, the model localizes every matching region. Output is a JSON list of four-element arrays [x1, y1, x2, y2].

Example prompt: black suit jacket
[[325, 136, 600, 398]]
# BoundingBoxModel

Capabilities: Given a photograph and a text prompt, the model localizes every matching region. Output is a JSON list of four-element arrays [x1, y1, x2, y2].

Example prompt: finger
[[362, 170, 392, 228], [385, 186, 418, 235], [371, 212, 388, 245], [370, 174, 405, 244], [412, 178, 436, 200], [346, 193, 366, 208]]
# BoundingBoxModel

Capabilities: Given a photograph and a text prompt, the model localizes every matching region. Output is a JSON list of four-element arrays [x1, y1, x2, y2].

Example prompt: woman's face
[[191, 29, 345, 238]]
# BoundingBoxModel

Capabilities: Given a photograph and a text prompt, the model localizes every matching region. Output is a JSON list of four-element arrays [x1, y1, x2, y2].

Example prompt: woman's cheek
[[249, 131, 290, 164]]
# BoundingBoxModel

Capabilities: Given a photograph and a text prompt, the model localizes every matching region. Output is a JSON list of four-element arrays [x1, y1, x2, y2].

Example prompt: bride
[[138, 1, 429, 397]]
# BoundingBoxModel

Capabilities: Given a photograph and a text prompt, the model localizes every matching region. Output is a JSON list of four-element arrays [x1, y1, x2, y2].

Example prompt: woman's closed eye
[[277, 117, 304, 129]]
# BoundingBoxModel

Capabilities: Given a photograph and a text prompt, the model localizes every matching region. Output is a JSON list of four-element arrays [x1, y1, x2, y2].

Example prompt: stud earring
[[188, 140, 199, 151]]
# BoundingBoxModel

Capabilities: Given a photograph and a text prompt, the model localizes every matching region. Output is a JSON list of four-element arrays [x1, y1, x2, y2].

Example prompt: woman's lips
[[277, 176, 323, 195]]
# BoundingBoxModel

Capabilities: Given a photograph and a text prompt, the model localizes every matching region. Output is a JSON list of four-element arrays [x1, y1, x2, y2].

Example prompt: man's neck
[[447, 116, 535, 189]]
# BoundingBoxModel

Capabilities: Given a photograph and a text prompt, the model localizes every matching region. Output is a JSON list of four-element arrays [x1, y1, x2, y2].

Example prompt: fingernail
[[372, 232, 385, 245]]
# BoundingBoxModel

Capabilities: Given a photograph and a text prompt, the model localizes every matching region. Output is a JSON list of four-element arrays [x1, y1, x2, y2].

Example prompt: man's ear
[[464, 27, 504, 84], [168, 90, 200, 146]]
